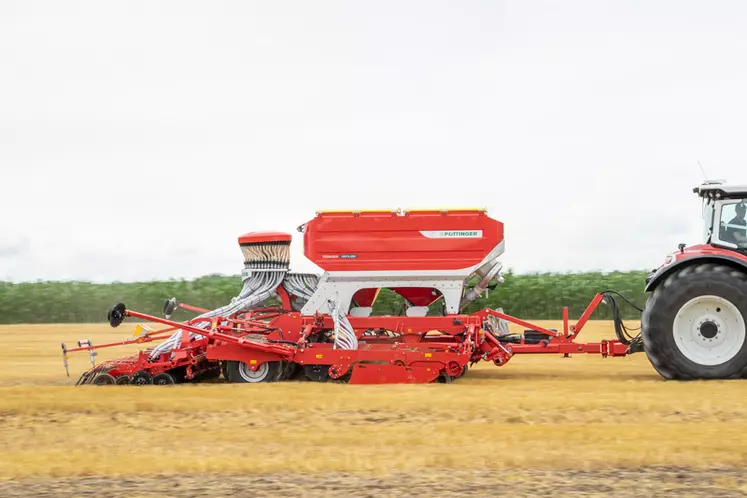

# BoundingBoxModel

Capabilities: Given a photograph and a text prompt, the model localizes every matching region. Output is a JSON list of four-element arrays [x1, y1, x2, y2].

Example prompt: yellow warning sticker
[[425, 353, 432, 358], [249, 360, 257, 365], [316, 354, 323, 359]]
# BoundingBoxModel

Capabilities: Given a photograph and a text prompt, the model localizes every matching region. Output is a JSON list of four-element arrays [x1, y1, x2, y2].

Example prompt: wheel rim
[[237, 362, 269, 382], [94, 373, 115, 385], [154, 373, 175, 385], [130, 371, 153, 385], [673, 295, 746, 366]]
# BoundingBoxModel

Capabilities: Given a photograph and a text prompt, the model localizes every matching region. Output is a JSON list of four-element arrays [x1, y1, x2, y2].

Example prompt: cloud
[[0, 238, 30, 259]]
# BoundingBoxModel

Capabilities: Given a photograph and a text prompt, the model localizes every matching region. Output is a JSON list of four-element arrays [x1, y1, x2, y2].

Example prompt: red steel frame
[[64, 288, 628, 385]]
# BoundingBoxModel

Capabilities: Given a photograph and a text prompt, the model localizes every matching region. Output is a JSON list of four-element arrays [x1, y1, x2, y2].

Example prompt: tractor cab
[[694, 181, 747, 251]]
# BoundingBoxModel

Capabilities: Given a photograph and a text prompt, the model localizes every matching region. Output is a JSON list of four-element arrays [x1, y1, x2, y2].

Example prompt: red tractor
[[642, 180, 747, 379]]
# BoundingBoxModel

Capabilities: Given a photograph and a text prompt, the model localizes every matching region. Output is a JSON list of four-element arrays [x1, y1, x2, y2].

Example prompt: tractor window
[[717, 201, 747, 248]]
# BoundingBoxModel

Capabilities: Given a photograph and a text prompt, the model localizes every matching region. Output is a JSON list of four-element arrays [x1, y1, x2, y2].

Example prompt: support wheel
[[642, 264, 747, 379], [153, 372, 176, 385], [225, 360, 281, 383], [115, 375, 130, 385], [130, 370, 153, 385], [93, 373, 116, 385]]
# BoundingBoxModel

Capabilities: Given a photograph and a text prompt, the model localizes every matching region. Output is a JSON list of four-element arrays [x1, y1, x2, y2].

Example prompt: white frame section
[[300, 240, 505, 316]]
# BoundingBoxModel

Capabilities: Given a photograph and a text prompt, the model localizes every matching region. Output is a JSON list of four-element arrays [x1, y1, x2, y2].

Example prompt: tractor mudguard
[[644, 253, 747, 292]]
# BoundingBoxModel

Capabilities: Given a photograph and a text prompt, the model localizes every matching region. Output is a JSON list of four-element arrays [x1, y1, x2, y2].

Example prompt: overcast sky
[[2, 1, 747, 283]]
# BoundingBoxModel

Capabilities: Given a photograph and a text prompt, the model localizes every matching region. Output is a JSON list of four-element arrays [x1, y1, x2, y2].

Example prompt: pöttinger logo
[[420, 230, 483, 238]]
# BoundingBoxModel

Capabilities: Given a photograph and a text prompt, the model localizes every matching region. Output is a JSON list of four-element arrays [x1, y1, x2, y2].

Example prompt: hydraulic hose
[[600, 290, 644, 352]]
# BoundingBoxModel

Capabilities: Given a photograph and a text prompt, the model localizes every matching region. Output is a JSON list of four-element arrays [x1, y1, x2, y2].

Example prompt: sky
[[2, 0, 747, 282]]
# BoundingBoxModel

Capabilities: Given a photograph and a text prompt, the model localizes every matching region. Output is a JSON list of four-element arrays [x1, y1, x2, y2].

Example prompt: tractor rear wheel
[[225, 360, 281, 383], [642, 263, 747, 379]]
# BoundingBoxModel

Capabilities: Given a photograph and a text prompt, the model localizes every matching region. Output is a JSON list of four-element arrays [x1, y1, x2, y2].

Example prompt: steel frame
[[63, 289, 629, 385]]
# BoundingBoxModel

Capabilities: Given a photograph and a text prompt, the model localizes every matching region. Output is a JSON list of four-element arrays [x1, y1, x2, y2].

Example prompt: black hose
[[599, 289, 644, 313], [601, 291, 644, 352], [265, 339, 300, 347]]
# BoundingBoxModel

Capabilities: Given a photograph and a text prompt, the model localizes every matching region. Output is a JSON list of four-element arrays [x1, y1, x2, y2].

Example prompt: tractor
[[642, 180, 747, 379]]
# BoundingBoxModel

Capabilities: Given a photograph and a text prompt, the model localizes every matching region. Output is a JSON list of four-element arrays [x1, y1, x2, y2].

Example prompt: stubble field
[[2, 322, 747, 497]]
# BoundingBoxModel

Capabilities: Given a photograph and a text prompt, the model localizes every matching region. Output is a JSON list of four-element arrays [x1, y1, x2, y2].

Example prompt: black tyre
[[93, 373, 116, 385], [153, 372, 176, 385], [642, 263, 747, 380], [435, 372, 452, 383], [275, 361, 290, 381], [170, 366, 187, 383], [277, 361, 303, 381], [284, 362, 302, 380], [303, 364, 330, 382], [224, 360, 281, 383], [130, 370, 154, 385], [115, 375, 130, 385]]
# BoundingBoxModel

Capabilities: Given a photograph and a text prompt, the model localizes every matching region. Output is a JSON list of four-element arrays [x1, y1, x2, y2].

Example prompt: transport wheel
[[93, 373, 116, 385], [275, 361, 290, 381], [279, 361, 301, 381], [115, 375, 130, 385], [642, 264, 747, 379], [225, 360, 281, 383], [435, 372, 452, 384], [284, 362, 302, 380], [130, 370, 154, 385]]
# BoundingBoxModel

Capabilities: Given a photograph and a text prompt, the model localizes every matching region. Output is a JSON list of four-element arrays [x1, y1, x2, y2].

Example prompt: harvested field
[[1, 322, 747, 496]]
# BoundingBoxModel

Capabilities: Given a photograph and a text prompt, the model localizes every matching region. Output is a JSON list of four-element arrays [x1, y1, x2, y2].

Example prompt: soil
[[2, 468, 747, 497]]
